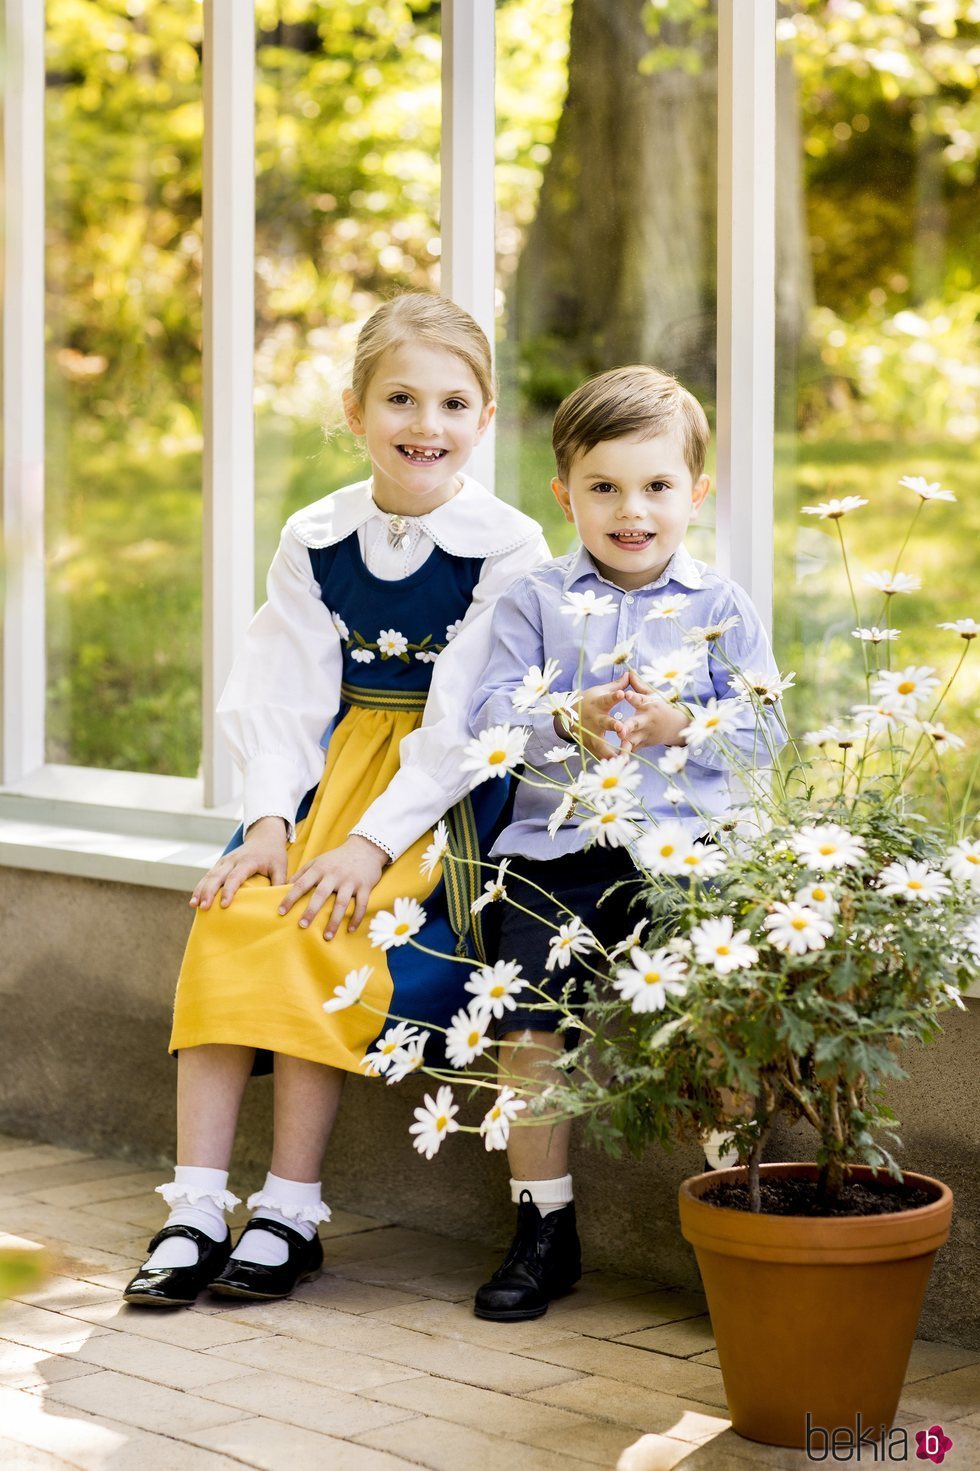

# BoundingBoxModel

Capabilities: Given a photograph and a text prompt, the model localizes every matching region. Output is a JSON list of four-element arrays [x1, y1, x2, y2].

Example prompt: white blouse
[[216, 476, 550, 860]]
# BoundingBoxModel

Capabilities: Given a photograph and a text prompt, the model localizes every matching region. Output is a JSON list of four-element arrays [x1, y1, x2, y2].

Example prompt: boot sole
[[473, 1302, 549, 1321], [123, 1291, 196, 1308], [208, 1267, 321, 1302]]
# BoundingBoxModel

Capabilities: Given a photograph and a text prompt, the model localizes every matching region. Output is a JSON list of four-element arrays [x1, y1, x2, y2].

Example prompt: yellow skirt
[[170, 707, 442, 1073]]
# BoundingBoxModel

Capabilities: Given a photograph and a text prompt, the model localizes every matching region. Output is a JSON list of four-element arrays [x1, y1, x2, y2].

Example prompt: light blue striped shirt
[[470, 542, 784, 859]]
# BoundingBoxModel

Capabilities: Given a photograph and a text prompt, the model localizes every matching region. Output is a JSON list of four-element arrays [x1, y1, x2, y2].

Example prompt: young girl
[[124, 293, 548, 1307]]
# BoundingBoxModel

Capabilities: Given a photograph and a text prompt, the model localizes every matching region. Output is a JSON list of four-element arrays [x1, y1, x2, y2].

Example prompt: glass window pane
[[774, 3, 980, 799], [254, 2, 441, 591], [495, 0, 718, 560], [45, 0, 204, 775]]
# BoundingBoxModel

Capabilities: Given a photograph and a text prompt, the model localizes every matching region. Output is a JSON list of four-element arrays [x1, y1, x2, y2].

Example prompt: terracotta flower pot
[[679, 1162, 953, 1449]]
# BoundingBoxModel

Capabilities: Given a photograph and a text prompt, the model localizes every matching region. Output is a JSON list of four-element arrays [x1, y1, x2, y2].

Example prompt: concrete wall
[[2, 866, 977, 1347]]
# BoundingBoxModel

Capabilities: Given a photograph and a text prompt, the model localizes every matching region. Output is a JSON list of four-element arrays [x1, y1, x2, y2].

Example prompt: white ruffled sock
[[702, 1130, 738, 1170], [231, 1172, 331, 1267], [144, 1166, 239, 1269], [511, 1174, 574, 1217]]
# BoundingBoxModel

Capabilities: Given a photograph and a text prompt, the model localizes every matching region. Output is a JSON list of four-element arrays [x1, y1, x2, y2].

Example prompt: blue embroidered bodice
[[308, 535, 485, 697]]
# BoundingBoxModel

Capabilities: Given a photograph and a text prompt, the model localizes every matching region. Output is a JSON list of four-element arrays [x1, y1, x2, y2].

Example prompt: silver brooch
[[386, 514, 412, 551]]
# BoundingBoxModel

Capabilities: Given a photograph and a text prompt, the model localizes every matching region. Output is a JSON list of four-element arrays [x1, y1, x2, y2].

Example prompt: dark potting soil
[[700, 1177, 935, 1217]]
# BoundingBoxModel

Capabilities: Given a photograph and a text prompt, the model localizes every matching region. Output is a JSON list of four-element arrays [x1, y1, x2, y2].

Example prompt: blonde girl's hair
[[552, 365, 711, 483], [350, 292, 496, 407]]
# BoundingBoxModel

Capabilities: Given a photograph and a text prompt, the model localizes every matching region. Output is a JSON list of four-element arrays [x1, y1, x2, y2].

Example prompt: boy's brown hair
[[552, 365, 710, 483]]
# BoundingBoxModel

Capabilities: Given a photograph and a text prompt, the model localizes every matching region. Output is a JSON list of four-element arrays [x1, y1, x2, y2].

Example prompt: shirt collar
[[287, 474, 542, 556], [562, 541, 703, 594]]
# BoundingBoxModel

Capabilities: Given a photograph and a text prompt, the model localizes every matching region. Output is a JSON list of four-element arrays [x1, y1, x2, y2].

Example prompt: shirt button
[[625, 594, 635, 605]]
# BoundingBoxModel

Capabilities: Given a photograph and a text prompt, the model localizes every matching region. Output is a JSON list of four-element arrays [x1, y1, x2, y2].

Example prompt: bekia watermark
[[805, 1414, 954, 1463]]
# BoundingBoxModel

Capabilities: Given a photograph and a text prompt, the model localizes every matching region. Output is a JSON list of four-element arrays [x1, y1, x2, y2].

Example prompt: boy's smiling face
[[551, 430, 710, 590]]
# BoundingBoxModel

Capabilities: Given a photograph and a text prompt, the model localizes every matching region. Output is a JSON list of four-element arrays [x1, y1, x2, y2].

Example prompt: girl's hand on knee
[[191, 817, 289, 911], [278, 835, 388, 940]]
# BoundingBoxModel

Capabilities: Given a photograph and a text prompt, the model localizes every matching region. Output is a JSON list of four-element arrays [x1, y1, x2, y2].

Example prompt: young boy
[[468, 365, 784, 1321]]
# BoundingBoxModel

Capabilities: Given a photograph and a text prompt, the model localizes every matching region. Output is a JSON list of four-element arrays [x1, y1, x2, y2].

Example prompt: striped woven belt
[[340, 681, 428, 712]]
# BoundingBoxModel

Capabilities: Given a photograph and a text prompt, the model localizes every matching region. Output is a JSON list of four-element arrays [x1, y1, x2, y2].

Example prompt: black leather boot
[[474, 1190, 582, 1321]]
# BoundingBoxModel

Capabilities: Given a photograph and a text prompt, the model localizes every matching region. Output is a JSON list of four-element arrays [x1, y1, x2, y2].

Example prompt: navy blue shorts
[[492, 847, 644, 1039]]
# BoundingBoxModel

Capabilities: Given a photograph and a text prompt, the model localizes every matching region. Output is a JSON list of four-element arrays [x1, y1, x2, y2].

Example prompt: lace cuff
[[155, 1181, 242, 1212], [245, 1189, 332, 1226]]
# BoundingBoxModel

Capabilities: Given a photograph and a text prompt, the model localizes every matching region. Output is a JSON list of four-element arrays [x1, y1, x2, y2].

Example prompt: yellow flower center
[[682, 854, 699, 867], [813, 888, 827, 901], [791, 918, 807, 930], [644, 972, 662, 985], [394, 922, 410, 935], [488, 750, 507, 765], [490, 985, 506, 998], [819, 843, 836, 856], [705, 716, 720, 728], [383, 1042, 397, 1054], [659, 843, 675, 857], [436, 1115, 448, 1131], [908, 880, 923, 890], [491, 1108, 501, 1121], [601, 775, 619, 788], [898, 681, 916, 695], [600, 812, 616, 824], [967, 855, 980, 865], [467, 1031, 480, 1047], [716, 944, 731, 956]]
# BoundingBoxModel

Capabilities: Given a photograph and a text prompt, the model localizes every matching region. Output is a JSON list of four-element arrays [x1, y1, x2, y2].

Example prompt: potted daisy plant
[[326, 474, 978, 1450]]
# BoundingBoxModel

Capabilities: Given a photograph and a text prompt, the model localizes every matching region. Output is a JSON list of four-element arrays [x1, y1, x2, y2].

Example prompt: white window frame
[[0, 1, 789, 900]]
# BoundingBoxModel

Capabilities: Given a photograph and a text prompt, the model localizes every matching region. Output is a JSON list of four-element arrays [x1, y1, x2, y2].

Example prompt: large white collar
[[287, 475, 543, 557]]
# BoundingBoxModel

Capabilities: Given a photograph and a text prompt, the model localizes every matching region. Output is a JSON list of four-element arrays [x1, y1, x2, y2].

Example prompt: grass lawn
[[46, 411, 979, 820]]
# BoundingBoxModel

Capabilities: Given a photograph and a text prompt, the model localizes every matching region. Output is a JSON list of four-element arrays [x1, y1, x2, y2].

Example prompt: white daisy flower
[[545, 917, 596, 971], [944, 840, 980, 888], [795, 881, 838, 916], [763, 902, 835, 955], [420, 820, 450, 880], [541, 688, 581, 721], [644, 592, 691, 622], [682, 699, 742, 751], [864, 570, 921, 596], [877, 860, 951, 903], [938, 618, 980, 640], [445, 1005, 493, 1069], [543, 743, 577, 764], [851, 699, 911, 735], [852, 626, 901, 643], [675, 841, 727, 879], [579, 806, 643, 848], [608, 919, 649, 960], [944, 984, 967, 1012], [377, 628, 409, 658], [657, 746, 689, 775], [729, 669, 796, 705], [330, 611, 350, 639], [899, 475, 955, 503], [637, 821, 695, 875], [350, 647, 375, 664], [802, 722, 860, 748], [547, 793, 575, 840], [591, 636, 639, 674], [408, 1086, 459, 1159], [691, 916, 759, 975], [462, 725, 529, 783], [323, 965, 373, 1013], [576, 755, 642, 806], [512, 658, 563, 715], [870, 665, 940, 711], [385, 1030, 429, 1084], [963, 916, 980, 962], [918, 721, 965, 753], [471, 858, 510, 915], [791, 823, 867, 871], [664, 782, 684, 806], [479, 1087, 526, 1151], [364, 1021, 422, 1076], [640, 647, 702, 694], [445, 618, 464, 642], [613, 946, 688, 1013], [801, 496, 868, 519], [560, 589, 617, 625], [465, 960, 525, 1019], [683, 615, 741, 644], [415, 650, 438, 663], [368, 897, 427, 950]]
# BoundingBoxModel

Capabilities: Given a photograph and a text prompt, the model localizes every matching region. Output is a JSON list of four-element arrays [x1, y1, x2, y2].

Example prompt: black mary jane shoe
[[474, 1191, 582, 1322], [208, 1218, 323, 1301], [123, 1224, 232, 1308]]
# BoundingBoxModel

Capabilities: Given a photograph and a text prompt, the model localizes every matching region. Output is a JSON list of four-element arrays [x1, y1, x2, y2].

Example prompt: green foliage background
[[40, 0, 979, 785]]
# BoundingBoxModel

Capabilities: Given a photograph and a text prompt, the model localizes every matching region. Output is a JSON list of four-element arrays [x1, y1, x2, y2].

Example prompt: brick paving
[[1, 1134, 979, 1470]]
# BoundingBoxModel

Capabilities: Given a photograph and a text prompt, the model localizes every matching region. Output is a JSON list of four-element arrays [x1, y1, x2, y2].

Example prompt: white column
[[202, 0, 255, 808], [2, 2, 46, 784], [441, 0, 497, 490], [715, 0, 776, 633]]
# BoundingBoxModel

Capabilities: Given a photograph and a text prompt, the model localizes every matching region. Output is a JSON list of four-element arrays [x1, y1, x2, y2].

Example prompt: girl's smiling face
[[344, 342, 495, 516]]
